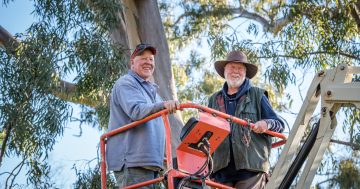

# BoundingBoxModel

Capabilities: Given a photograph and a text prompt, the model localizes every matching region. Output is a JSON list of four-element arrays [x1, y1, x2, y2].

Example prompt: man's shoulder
[[116, 73, 137, 85], [249, 86, 265, 93], [248, 86, 268, 99], [249, 86, 264, 90]]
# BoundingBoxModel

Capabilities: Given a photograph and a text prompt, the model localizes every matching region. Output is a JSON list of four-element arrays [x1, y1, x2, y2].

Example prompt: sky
[[0, 1, 102, 188], [0, 1, 355, 188]]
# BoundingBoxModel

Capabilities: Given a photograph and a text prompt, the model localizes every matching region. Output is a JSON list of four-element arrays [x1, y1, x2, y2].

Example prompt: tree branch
[[228, 7, 291, 34], [172, 11, 193, 27], [349, 1, 360, 32], [307, 51, 360, 60], [54, 80, 100, 107], [0, 25, 98, 107], [330, 139, 360, 150], [298, 138, 360, 150], [229, 3, 359, 35], [229, 7, 270, 28], [171, 6, 290, 35], [172, 2, 359, 36], [258, 51, 360, 61], [316, 178, 336, 186], [0, 123, 11, 166], [0, 25, 19, 52], [4, 157, 26, 189]]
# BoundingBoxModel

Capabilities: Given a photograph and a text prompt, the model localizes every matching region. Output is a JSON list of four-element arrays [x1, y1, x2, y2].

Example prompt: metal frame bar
[[100, 103, 287, 189]]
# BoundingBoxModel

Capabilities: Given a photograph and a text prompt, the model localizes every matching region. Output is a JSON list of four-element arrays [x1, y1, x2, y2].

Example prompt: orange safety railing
[[100, 102, 287, 189]]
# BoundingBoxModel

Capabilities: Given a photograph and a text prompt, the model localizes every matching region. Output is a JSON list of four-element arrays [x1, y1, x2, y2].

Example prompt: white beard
[[226, 77, 245, 89]]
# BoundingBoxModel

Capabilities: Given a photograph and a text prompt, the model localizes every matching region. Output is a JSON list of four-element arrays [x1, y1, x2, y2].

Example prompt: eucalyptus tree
[[1, 0, 360, 188], [164, 0, 360, 95], [0, 0, 182, 188], [162, 0, 360, 187]]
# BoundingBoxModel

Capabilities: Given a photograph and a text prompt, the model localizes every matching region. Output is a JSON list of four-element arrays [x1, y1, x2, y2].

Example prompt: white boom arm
[[266, 64, 360, 189]]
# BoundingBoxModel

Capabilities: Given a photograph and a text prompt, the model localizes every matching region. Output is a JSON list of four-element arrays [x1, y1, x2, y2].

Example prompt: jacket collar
[[221, 78, 251, 100]]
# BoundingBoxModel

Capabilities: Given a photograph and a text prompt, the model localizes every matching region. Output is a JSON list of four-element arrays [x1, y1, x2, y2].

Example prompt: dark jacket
[[208, 82, 271, 173]]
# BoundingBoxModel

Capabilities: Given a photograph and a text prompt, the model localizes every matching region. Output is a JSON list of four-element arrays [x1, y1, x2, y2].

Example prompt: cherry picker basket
[[100, 103, 286, 189]]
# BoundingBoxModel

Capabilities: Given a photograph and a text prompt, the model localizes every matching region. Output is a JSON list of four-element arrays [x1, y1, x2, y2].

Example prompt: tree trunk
[[1, 0, 183, 159], [116, 0, 183, 156]]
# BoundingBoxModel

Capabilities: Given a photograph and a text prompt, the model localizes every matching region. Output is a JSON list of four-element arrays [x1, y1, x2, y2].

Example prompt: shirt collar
[[128, 70, 159, 88]]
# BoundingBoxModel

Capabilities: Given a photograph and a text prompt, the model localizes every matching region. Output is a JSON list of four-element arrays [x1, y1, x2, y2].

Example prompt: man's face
[[131, 50, 155, 81], [224, 62, 247, 88]]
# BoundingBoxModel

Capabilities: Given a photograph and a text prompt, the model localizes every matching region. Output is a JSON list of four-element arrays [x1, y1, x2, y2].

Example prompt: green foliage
[[330, 159, 360, 189], [199, 71, 223, 96], [27, 159, 56, 189], [164, 0, 360, 94], [172, 50, 223, 120], [0, 46, 69, 187], [73, 164, 116, 189], [163, 1, 360, 187], [1, 0, 359, 188], [162, 0, 232, 54], [344, 106, 360, 150], [1, 0, 126, 187], [29, 0, 126, 110]]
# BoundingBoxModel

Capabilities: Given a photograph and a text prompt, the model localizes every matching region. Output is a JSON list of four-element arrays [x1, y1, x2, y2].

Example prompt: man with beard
[[208, 50, 284, 189]]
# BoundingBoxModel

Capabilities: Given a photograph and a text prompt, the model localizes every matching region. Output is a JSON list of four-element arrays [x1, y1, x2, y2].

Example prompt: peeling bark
[[129, 0, 183, 154], [350, 1, 360, 32]]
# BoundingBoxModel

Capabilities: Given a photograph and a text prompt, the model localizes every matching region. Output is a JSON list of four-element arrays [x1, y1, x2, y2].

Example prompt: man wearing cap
[[106, 43, 179, 188], [208, 50, 284, 189]]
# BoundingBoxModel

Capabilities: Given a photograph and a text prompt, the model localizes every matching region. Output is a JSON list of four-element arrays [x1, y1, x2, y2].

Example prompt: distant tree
[[164, 0, 359, 95], [72, 163, 116, 189], [162, 0, 360, 187]]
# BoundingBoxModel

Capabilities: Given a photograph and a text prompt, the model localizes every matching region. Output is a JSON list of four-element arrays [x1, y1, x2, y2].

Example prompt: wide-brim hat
[[214, 51, 258, 79], [130, 43, 157, 60]]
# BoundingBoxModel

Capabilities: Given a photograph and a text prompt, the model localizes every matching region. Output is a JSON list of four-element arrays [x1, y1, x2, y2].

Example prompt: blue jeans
[[114, 167, 159, 189]]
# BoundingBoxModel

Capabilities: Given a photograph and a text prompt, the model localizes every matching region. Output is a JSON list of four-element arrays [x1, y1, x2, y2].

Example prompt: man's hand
[[252, 120, 268, 133], [163, 100, 180, 114]]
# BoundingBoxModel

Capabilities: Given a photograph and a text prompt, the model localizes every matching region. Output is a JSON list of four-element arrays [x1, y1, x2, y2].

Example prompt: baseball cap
[[130, 43, 157, 60]]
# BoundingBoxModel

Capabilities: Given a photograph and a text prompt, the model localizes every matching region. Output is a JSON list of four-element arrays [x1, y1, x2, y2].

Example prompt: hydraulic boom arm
[[266, 64, 360, 189]]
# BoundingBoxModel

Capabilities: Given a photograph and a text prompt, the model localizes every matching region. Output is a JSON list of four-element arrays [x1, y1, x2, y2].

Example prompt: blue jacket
[[106, 70, 165, 171]]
